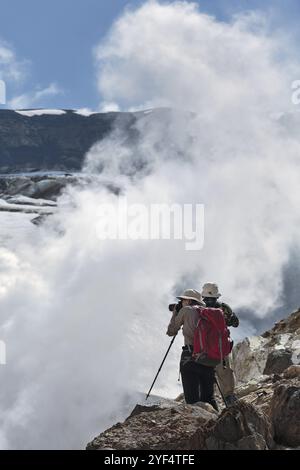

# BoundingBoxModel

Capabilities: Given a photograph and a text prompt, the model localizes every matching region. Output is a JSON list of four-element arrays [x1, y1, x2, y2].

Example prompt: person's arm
[[166, 306, 185, 336], [221, 302, 239, 328], [230, 312, 239, 328]]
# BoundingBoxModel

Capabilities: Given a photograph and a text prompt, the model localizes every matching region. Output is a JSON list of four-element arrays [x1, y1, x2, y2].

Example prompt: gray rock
[[31, 214, 52, 226], [263, 349, 293, 375], [205, 401, 274, 450], [271, 381, 300, 447], [0, 175, 77, 200], [283, 365, 300, 379], [232, 309, 300, 385]]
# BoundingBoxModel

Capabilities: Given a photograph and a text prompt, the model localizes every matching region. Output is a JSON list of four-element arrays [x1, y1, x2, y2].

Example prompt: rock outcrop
[[86, 398, 278, 450], [205, 401, 274, 450], [0, 172, 121, 221], [0, 174, 76, 201], [232, 309, 300, 384], [87, 401, 218, 450], [270, 379, 300, 447], [86, 310, 300, 450]]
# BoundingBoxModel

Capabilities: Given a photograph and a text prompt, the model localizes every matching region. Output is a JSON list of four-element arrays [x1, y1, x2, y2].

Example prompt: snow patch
[[248, 335, 267, 350], [15, 109, 66, 117], [0, 198, 54, 214], [5, 195, 57, 207], [291, 349, 300, 365], [73, 108, 98, 117], [274, 333, 292, 350]]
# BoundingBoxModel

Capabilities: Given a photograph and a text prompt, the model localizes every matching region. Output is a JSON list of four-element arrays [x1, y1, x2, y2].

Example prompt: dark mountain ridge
[[0, 109, 139, 173]]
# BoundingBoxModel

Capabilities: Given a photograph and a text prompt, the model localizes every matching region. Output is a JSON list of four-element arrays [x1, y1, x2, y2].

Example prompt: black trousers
[[180, 348, 216, 406]]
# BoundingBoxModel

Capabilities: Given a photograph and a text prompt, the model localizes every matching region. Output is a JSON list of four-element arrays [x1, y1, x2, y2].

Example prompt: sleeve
[[221, 303, 239, 328], [166, 307, 185, 336], [230, 313, 239, 328]]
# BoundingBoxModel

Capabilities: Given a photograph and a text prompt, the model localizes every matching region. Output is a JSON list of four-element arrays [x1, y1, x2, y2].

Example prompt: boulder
[[232, 336, 269, 383], [270, 381, 300, 447], [263, 349, 293, 375], [283, 365, 300, 380], [205, 401, 274, 450]]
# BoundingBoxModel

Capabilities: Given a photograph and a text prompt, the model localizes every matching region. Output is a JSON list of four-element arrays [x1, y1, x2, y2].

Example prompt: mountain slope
[[0, 109, 137, 172]]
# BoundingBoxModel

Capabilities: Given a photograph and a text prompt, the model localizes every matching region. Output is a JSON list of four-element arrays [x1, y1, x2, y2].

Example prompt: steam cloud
[[1, 0, 300, 449]]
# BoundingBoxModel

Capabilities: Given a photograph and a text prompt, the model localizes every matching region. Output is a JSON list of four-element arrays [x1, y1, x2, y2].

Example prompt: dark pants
[[180, 347, 216, 407]]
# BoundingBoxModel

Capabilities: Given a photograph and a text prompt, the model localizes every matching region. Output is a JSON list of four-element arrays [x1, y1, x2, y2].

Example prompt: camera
[[168, 300, 183, 313]]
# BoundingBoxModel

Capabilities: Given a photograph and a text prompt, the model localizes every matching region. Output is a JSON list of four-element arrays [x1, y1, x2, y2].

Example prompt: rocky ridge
[[0, 109, 138, 173], [86, 309, 300, 450]]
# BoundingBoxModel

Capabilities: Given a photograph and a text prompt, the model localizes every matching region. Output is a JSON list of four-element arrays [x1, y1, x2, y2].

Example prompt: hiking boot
[[225, 394, 238, 406]]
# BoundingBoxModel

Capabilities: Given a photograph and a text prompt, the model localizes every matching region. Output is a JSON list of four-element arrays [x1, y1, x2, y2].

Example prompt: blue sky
[[0, 0, 299, 110]]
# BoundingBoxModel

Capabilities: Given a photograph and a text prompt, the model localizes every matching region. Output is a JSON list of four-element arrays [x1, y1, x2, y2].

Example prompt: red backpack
[[192, 306, 233, 367]]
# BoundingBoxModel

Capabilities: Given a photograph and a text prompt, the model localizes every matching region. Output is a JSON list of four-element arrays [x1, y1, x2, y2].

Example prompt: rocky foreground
[[86, 309, 300, 450]]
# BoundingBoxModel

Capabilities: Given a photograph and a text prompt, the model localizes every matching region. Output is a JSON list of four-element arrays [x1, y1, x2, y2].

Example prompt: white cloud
[[94, 1, 297, 113], [99, 101, 120, 112], [8, 83, 64, 109], [0, 40, 29, 83], [0, 39, 63, 110]]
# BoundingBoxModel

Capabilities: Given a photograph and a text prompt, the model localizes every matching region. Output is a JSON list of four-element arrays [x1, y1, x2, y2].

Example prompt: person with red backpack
[[201, 283, 239, 406], [166, 289, 222, 411]]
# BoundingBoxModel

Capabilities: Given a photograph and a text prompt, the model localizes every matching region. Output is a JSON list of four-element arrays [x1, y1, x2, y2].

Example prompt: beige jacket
[[166, 306, 199, 346]]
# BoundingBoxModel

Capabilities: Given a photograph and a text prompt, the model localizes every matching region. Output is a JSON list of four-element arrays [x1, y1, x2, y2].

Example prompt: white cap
[[201, 282, 221, 298]]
